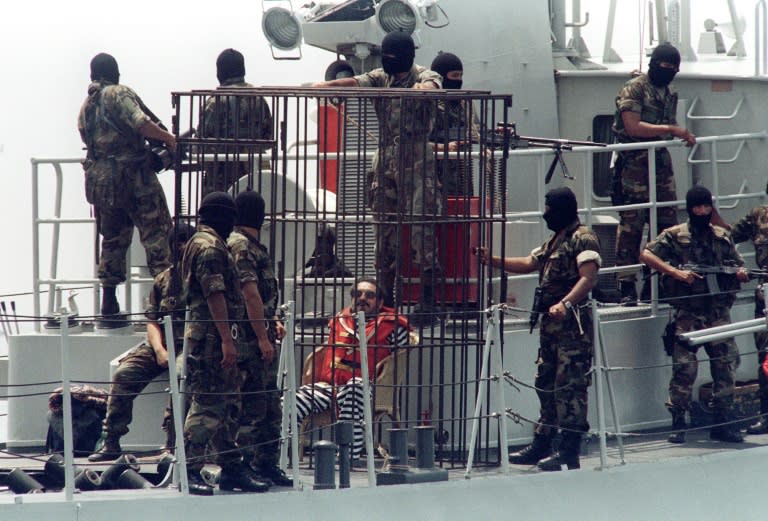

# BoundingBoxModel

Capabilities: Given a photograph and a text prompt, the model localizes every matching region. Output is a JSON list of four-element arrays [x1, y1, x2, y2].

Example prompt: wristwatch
[[562, 300, 573, 310]]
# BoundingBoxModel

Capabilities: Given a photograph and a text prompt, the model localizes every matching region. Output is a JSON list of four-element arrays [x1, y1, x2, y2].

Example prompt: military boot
[[508, 433, 553, 465], [537, 432, 581, 471], [87, 435, 122, 462], [710, 409, 745, 443], [667, 411, 687, 444], [252, 463, 294, 487], [619, 281, 638, 307], [100, 286, 120, 316], [99, 286, 129, 328], [219, 463, 270, 493], [187, 471, 214, 496], [747, 396, 768, 434]]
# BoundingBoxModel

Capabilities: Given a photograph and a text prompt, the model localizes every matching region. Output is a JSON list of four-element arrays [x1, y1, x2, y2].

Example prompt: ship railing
[[756, 0, 768, 75], [30, 157, 156, 333], [502, 130, 768, 311]]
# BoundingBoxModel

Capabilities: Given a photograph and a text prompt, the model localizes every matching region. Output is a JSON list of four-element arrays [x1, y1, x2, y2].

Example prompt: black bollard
[[99, 454, 140, 490], [8, 468, 45, 494], [388, 428, 409, 470], [115, 468, 153, 489], [43, 453, 66, 487], [74, 469, 102, 491], [336, 421, 353, 488], [414, 425, 437, 469], [312, 440, 337, 490]]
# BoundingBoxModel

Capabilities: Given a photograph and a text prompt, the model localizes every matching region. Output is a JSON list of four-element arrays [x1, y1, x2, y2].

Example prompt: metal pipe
[[355, 310, 377, 487], [683, 324, 766, 346], [756, 0, 767, 75], [59, 317, 75, 500], [32, 160, 41, 332], [165, 314, 188, 493], [679, 317, 765, 340]]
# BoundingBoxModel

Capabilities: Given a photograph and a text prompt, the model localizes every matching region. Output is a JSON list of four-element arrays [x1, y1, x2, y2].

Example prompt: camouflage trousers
[[533, 310, 594, 436], [754, 286, 768, 400], [370, 144, 442, 286], [615, 148, 678, 283], [667, 306, 740, 414], [95, 167, 172, 286], [101, 342, 180, 446], [183, 336, 242, 473], [236, 339, 282, 469]]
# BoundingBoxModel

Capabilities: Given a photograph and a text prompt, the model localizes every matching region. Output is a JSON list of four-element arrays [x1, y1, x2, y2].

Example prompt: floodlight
[[376, 0, 418, 35], [262, 6, 303, 51]]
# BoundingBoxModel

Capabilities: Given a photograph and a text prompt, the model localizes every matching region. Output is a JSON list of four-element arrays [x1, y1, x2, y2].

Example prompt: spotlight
[[262, 6, 303, 51], [376, 0, 418, 35]]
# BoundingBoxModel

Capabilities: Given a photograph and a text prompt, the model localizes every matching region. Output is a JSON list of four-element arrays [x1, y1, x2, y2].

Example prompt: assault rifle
[[660, 263, 765, 307], [678, 263, 768, 280]]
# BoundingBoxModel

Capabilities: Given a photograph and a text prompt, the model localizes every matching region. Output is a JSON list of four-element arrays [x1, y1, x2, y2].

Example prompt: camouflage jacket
[[77, 81, 150, 161], [355, 65, 442, 145], [227, 227, 279, 340], [532, 220, 602, 308], [198, 80, 273, 152], [145, 266, 186, 350], [181, 225, 245, 343], [432, 99, 482, 144], [612, 73, 678, 143], [730, 205, 768, 270], [646, 221, 744, 309]]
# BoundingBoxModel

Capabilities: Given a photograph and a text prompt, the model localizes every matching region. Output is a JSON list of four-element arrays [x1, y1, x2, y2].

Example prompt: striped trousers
[[294, 377, 366, 458]]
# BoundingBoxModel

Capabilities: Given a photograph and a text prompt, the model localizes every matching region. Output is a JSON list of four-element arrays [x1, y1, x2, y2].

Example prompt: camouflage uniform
[[198, 81, 273, 196], [432, 99, 482, 196], [99, 267, 185, 445], [226, 228, 282, 469], [730, 206, 768, 405], [645, 222, 743, 416], [532, 220, 601, 436], [181, 225, 245, 473], [613, 73, 679, 283], [77, 81, 172, 286], [354, 66, 442, 290]]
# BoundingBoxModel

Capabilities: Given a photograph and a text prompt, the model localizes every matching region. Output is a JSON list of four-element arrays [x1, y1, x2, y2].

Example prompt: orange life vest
[[316, 306, 409, 386]]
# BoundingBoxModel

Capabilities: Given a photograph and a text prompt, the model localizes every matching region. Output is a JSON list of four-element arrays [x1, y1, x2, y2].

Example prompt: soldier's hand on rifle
[[674, 267, 703, 285]]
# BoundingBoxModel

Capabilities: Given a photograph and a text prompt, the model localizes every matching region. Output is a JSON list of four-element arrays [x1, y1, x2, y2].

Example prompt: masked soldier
[[227, 190, 292, 487], [477, 187, 601, 471], [88, 223, 192, 462], [78, 53, 175, 323], [198, 48, 273, 196], [312, 32, 443, 326], [729, 206, 768, 434], [640, 186, 748, 444], [612, 43, 696, 305], [181, 192, 268, 495]]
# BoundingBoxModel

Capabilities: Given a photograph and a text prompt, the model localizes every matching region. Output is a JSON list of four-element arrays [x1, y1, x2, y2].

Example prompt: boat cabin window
[[592, 114, 613, 199]]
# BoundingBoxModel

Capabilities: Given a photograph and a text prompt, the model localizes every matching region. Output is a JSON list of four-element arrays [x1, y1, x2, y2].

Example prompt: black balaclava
[[648, 43, 680, 87], [686, 185, 713, 231], [198, 191, 237, 240], [381, 31, 415, 75], [235, 189, 266, 230], [216, 48, 246, 85], [431, 52, 463, 89], [90, 53, 120, 84], [543, 187, 578, 232]]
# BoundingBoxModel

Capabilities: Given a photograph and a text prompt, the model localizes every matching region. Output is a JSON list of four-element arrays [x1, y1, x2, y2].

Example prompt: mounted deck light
[[262, 6, 303, 51], [376, 0, 418, 34]]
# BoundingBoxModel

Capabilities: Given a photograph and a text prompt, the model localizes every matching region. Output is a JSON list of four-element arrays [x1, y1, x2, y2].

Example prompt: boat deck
[[0, 425, 766, 496]]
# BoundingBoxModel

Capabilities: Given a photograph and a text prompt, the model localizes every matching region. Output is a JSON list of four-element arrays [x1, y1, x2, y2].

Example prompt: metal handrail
[[686, 96, 745, 121], [757, 0, 768, 75]]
